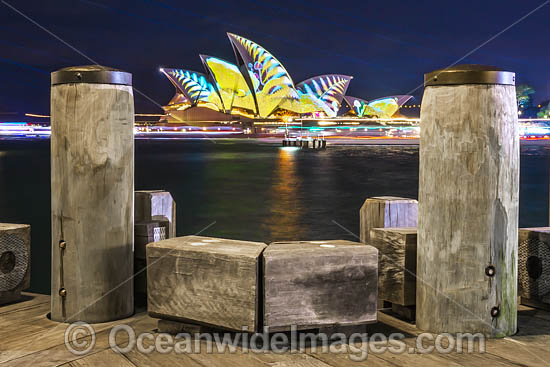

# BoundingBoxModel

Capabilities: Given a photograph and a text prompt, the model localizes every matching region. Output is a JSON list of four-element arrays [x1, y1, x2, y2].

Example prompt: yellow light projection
[[368, 95, 413, 118], [290, 74, 352, 117], [228, 33, 299, 118], [160, 33, 412, 120], [200, 55, 256, 114]]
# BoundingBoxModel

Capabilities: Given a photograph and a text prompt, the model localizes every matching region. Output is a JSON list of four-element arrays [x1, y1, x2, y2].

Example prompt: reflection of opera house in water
[[159, 33, 412, 126]]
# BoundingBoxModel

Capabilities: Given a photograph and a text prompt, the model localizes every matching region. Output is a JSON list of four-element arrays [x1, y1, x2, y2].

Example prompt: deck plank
[[1, 314, 156, 367], [0, 293, 49, 316], [1, 295, 550, 366], [0, 310, 150, 364], [61, 349, 137, 367], [123, 349, 203, 367]]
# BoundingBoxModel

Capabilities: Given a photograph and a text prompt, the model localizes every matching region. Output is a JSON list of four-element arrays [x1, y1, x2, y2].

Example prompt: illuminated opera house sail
[[160, 33, 412, 122]]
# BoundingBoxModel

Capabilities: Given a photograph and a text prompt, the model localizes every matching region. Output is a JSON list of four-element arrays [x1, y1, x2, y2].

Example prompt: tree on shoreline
[[516, 84, 535, 110], [538, 102, 550, 119]]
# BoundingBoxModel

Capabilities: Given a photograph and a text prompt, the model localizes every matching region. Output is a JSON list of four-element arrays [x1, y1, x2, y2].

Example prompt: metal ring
[[51, 65, 132, 86], [425, 64, 515, 87], [485, 265, 496, 277]]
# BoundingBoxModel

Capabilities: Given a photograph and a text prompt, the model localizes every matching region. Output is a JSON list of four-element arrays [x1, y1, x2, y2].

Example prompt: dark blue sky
[[1, 0, 549, 114]]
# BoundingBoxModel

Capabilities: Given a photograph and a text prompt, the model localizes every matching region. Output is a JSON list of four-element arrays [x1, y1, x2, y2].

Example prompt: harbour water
[[0, 139, 548, 294]]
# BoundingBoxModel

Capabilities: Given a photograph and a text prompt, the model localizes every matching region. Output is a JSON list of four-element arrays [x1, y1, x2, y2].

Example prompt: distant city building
[[160, 33, 412, 122]]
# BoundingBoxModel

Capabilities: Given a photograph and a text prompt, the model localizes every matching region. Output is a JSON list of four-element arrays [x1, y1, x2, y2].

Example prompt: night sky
[[1, 0, 549, 115]]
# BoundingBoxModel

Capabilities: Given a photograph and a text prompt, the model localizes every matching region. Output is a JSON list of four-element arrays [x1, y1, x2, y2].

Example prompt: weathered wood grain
[[0, 292, 49, 316], [263, 240, 378, 332], [2, 312, 156, 367], [0, 224, 31, 305], [3, 294, 550, 366], [417, 84, 519, 337], [51, 81, 135, 323], [135, 191, 176, 239], [360, 197, 418, 245], [186, 344, 334, 367], [0, 307, 148, 364], [157, 319, 204, 335], [62, 349, 136, 366], [370, 227, 417, 306], [147, 236, 266, 332], [123, 348, 202, 367]]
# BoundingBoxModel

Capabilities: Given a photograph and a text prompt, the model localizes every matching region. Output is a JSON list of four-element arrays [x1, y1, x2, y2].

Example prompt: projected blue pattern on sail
[[161, 68, 223, 111], [295, 74, 352, 116]]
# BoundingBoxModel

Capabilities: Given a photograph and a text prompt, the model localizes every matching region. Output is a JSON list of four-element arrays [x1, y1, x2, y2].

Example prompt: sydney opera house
[[159, 33, 412, 124]]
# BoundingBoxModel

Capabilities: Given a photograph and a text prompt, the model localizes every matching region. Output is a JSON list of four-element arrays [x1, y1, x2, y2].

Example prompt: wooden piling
[[50, 65, 134, 323], [417, 65, 519, 337]]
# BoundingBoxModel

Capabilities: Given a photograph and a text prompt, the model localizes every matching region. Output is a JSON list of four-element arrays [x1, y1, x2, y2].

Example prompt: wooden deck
[[1, 293, 550, 366]]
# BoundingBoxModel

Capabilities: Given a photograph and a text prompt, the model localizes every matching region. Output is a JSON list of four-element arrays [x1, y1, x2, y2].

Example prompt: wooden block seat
[[147, 236, 266, 332], [263, 240, 378, 332]]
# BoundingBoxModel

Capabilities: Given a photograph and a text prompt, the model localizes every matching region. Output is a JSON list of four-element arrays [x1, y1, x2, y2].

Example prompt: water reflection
[[262, 147, 305, 241], [0, 140, 547, 293]]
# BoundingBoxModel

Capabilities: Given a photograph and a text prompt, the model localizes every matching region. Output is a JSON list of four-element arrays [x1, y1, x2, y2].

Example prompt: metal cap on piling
[[51, 65, 132, 86], [424, 64, 515, 87]]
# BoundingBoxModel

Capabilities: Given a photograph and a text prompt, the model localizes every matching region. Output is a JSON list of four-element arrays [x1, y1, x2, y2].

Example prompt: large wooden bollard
[[417, 65, 519, 337], [50, 65, 134, 323]]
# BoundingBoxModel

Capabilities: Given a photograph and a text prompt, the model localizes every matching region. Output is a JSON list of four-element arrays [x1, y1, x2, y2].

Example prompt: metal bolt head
[[75, 72, 82, 80], [491, 306, 500, 318], [485, 265, 496, 277], [59, 241, 66, 249], [59, 288, 67, 297]]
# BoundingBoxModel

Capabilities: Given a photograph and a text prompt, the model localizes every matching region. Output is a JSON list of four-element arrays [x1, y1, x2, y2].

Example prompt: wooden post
[[50, 65, 134, 323], [417, 65, 519, 337], [360, 197, 418, 244], [135, 190, 176, 238]]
